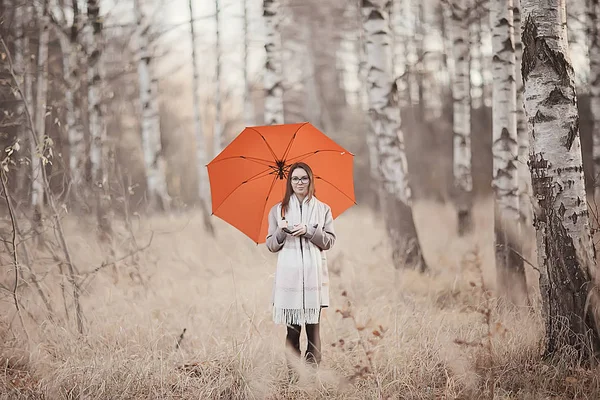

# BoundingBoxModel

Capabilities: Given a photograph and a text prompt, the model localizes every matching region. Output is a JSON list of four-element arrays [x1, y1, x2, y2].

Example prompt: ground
[[1, 198, 598, 399]]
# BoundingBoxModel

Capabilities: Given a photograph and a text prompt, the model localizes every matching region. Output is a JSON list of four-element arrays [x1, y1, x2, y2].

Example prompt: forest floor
[[1, 197, 599, 399]]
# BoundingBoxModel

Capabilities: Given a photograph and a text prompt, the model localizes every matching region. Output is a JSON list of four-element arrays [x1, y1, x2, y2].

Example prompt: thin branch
[[0, 168, 30, 344], [79, 231, 155, 284], [1, 37, 85, 335]]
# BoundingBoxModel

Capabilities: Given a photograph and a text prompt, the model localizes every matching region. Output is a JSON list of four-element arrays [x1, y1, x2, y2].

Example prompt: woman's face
[[290, 167, 310, 197]]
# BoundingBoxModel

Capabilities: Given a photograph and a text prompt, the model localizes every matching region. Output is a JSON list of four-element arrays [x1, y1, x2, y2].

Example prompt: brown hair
[[281, 162, 315, 218]]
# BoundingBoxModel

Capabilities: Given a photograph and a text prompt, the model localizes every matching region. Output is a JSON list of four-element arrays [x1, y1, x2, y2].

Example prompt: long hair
[[281, 162, 315, 217]]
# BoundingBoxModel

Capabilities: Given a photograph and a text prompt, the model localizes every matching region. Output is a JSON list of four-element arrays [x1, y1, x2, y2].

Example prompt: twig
[[1, 37, 85, 335], [497, 243, 540, 273], [0, 168, 30, 344], [175, 328, 187, 349], [79, 231, 155, 284]]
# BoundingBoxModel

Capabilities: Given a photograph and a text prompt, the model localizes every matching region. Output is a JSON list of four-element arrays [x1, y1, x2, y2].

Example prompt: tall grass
[[1, 198, 599, 399]]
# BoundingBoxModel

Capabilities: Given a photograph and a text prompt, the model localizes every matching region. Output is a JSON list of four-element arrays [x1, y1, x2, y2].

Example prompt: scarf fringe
[[273, 307, 320, 325]]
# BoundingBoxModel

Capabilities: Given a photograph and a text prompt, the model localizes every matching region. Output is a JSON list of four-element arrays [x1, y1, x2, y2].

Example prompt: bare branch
[[0, 168, 30, 344]]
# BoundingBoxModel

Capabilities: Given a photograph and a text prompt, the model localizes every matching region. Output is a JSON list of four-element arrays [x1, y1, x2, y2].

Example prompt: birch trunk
[[263, 0, 284, 125], [513, 0, 533, 238], [589, 0, 600, 201], [213, 0, 223, 155], [32, 0, 50, 223], [13, 1, 29, 198], [521, 0, 600, 360], [449, 0, 473, 235], [243, 0, 254, 126], [87, 0, 112, 238], [188, 0, 215, 234], [362, 0, 427, 272], [134, 0, 171, 211], [55, 10, 86, 200], [490, 0, 528, 306]]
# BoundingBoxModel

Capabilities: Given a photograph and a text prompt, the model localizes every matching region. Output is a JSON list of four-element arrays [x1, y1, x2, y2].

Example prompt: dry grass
[[1, 198, 600, 399]]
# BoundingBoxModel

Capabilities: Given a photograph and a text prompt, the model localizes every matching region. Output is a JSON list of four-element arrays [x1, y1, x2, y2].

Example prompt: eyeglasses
[[291, 176, 310, 184]]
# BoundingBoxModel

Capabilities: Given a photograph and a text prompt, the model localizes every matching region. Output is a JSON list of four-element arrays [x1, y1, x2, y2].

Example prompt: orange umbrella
[[207, 122, 355, 244]]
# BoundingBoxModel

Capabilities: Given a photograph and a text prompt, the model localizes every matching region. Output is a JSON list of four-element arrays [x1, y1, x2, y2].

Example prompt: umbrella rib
[[212, 167, 274, 215], [248, 127, 279, 161], [256, 173, 279, 241], [209, 155, 274, 167], [315, 175, 357, 205], [286, 149, 352, 164], [281, 122, 309, 162]]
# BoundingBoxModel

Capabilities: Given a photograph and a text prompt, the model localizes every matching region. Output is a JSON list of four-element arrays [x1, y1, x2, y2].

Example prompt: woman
[[265, 162, 336, 367]]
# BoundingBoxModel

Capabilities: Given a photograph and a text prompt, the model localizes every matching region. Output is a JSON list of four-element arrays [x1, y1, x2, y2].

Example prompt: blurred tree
[[489, 0, 528, 306], [361, 0, 427, 272]]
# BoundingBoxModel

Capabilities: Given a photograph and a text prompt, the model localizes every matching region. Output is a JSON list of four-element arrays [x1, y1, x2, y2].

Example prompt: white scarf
[[272, 194, 328, 325]]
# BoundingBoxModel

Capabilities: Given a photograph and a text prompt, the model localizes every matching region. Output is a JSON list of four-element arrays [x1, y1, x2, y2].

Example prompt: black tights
[[286, 323, 322, 365]]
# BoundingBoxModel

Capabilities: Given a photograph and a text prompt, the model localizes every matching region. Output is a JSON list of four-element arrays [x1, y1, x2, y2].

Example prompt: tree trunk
[[513, 0, 534, 249], [243, 0, 254, 126], [521, 0, 600, 361], [449, 0, 473, 235], [361, 0, 427, 272], [490, 0, 528, 306], [188, 0, 215, 235], [32, 0, 50, 226], [263, 0, 284, 125], [213, 0, 223, 155], [13, 0, 34, 200], [54, 9, 86, 204], [589, 0, 600, 201], [87, 0, 112, 240], [134, 0, 172, 211]]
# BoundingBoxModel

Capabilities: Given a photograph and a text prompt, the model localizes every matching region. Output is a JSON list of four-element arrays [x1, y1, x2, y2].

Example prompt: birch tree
[[514, 0, 533, 234], [243, 0, 254, 126], [361, 0, 427, 272], [589, 0, 600, 201], [490, 0, 528, 305], [134, 0, 171, 211], [263, 0, 284, 125], [32, 0, 50, 224], [87, 0, 112, 238], [448, 0, 473, 235], [213, 0, 223, 155], [53, 0, 86, 200], [521, 0, 600, 359], [13, 0, 31, 198]]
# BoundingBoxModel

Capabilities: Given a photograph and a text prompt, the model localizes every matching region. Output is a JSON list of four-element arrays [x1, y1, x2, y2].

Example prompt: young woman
[[265, 162, 336, 367]]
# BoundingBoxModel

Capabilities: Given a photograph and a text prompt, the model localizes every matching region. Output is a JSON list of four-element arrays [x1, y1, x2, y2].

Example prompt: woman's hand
[[291, 223, 307, 236], [278, 219, 288, 230]]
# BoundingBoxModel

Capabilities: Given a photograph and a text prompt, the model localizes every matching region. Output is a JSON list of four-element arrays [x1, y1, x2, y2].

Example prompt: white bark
[[362, 0, 411, 205], [491, 0, 519, 223], [188, 0, 209, 204], [362, 0, 426, 271], [514, 0, 533, 226], [263, 0, 284, 125], [213, 0, 223, 155], [134, 0, 171, 210], [243, 0, 254, 126], [449, 0, 473, 233], [13, 2, 27, 183], [589, 0, 600, 200], [55, 27, 86, 192], [521, 0, 599, 356], [32, 0, 50, 214], [87, 0, 112, 236], [87, 0, 107, 188], [491, 0, 528, 303]]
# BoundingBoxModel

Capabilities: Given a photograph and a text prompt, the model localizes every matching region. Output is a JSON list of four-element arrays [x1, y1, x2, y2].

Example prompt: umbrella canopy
[[207, 122, 355, 243]]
